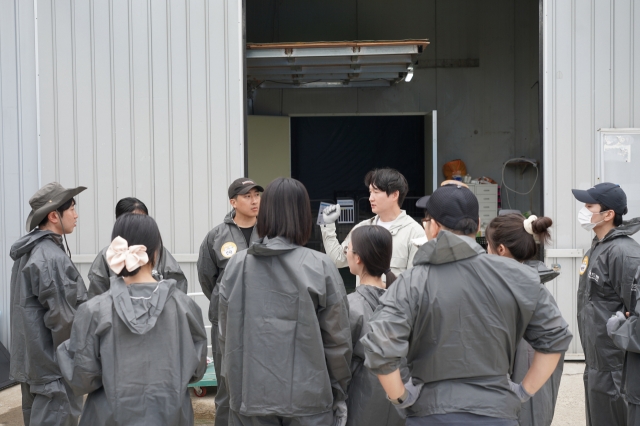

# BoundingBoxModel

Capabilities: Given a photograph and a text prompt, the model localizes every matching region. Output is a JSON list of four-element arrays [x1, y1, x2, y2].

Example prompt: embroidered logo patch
[[580, 256, 589, 276], [221, 242, 238, 258]]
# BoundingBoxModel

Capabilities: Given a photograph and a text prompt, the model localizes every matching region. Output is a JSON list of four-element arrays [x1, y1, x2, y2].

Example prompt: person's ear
[[229, 198, 237, 209], [390, 191, 399, 201], [476, 218, 481, 235], [497, 244, 507, 256], [603, 210, 616, 222], [429, 220, 442, 239], [47, 210, 60, 224], [354, 253, 362, 265]]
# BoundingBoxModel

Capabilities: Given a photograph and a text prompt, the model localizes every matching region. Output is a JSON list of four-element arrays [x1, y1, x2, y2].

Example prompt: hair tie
[[106, 236, 149, 274], [523, 215, 540, 243], [385, 268, 392, 274]]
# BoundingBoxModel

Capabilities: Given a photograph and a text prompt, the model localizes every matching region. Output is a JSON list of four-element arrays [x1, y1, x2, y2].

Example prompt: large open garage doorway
[[245, 0, 543, 288]]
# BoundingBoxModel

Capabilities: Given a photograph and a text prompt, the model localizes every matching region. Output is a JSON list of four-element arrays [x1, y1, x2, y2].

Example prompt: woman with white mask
[[572, 182, 640, 426]]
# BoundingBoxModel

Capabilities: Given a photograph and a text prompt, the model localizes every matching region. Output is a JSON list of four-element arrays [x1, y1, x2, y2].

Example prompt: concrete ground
[[0, 363, 587, 425]]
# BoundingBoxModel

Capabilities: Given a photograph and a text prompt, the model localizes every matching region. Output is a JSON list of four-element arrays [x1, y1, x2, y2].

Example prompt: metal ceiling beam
[[246, 45, 421, 59], [247, 64, 409, 76], [247, 54, 414, 67]]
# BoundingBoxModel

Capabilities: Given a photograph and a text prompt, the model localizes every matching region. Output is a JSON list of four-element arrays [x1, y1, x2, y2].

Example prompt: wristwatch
[[387, 388, 409, 405]]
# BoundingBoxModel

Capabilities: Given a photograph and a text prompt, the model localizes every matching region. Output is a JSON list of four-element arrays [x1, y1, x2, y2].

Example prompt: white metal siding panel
[[31, 0, 245, 351], [544, 0, 640, 357], [0, 0, 40, 348]]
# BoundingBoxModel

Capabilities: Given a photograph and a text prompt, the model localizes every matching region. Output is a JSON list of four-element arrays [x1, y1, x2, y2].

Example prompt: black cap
[[228, 178, 264, 199], [571, 182, 627, 215], [416, 195, 430, 209], [425, 184, 479, 229]]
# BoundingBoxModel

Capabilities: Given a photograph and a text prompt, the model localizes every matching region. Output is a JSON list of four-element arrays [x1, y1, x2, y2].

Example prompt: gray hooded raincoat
[[512, 260, 564, 426], [87, 245, 187, 298], [347, 285, 405, 426], [197, 210, 260, 426], [579, 218, 640, 425], [56, 277, 207, 426], [10, 229, 87, 426], [361, 231, 572, 421], [219, 236, 352, 420]]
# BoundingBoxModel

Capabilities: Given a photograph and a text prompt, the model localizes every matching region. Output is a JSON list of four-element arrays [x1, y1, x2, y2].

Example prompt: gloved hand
[[322, 204, 341, 225], [332, 400, 347, 426], [392, 379, 423, 410], [509, 380, 534, 403], [607, 311, 627, 336]]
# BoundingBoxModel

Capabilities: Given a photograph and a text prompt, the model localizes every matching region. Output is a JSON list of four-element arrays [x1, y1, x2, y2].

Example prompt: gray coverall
[[219, 236, 352, 426], [361, 231, 573, 422], [9, 230, 87, 426], [197, 210, 259, 426], [512, 260, 564, 426], [579, 218, 640, 426], [56, 278, 208, 426], [347, 285, 405, 426], [87, 245, 188, 297]]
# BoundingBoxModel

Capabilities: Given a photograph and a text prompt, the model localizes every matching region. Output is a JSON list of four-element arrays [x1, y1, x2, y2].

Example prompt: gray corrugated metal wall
[[0, 0, 244, 350], [543, 0, 640, 357], [0, 0, 40, 350]]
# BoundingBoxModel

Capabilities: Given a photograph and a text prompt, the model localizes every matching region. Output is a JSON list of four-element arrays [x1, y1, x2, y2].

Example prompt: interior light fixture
[[405, 66, 414, 82]]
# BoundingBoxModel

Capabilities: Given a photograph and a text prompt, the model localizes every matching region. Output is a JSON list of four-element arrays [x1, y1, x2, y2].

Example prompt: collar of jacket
[[247, 236, 298, 257], [355, 285, 385, 311], [10, 228, 62, 261], [367, 210, 414, 235], [412, 230, 485, 266], [595, 217, 640, 245], [224, 210, 237, 225], [524, 259, 559, 284]]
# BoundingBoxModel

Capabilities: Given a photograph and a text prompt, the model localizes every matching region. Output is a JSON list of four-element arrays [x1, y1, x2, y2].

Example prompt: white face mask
[[578, 206, 605, 231]]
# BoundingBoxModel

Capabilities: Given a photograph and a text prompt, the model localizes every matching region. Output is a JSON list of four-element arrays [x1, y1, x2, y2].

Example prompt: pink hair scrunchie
[[106, 236, 149, 274]]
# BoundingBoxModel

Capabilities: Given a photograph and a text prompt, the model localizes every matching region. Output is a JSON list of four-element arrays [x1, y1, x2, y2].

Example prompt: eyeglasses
[[343, 246, 357, 255]]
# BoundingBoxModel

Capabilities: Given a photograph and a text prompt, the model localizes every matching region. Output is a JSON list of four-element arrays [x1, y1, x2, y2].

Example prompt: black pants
[[21, 379, 82, 426], [229, 410, 333, 426]]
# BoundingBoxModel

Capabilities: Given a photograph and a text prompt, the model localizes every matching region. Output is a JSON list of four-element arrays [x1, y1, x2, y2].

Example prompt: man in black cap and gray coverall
[[360, 184, 573, 425], [197, 177, 263, 426], [9, 182, 88, 426], [572, 182, 640, 425]]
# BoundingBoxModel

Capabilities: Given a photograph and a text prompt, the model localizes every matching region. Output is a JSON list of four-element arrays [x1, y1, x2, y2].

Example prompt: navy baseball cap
[[415, 181, 470, 210], [572, 183, 627, 215], [425, 184, 479, 230]]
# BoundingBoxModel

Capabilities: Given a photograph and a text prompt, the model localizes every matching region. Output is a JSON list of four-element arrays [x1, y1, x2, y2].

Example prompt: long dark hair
[[257, 178, 313, 246], [486, 214, 552, 261], [110, 213, 163, 277], [350, 226, 397, 287]]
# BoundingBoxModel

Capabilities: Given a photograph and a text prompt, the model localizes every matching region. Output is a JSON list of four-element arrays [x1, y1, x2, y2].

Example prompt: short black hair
[[110, 213, 163, 277], [38, 198, 76, 228], [425, 213, 478, 236], [364, 168, 409, 207], [599, 203, 624, 227], [115, 197, 149, 218], [257, 178, 312, 246]]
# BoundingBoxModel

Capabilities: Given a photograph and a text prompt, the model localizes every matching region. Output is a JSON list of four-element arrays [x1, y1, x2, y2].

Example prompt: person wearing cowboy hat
[[9, 182, 87, 426]]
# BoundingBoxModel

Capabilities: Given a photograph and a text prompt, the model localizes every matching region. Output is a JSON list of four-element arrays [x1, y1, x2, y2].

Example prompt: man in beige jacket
[[321, 168, 425, 285]]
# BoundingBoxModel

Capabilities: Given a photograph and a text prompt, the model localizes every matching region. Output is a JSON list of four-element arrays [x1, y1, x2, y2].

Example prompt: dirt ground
[[0, 363, 587, 425]]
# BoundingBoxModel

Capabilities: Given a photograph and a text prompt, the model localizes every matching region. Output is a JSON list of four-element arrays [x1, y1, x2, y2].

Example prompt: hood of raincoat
[[247, 236, 298, 257], [600, 217, 640, 242], [110, 277, 176, 335], [357, 285, 385, 311], [10, 229, 61, 261], [524, 260, 560, 284], [412, 230, 485, 266]]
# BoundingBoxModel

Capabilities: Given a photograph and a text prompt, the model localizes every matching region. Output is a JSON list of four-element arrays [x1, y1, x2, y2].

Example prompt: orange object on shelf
[[443, 159, 467, 180]]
